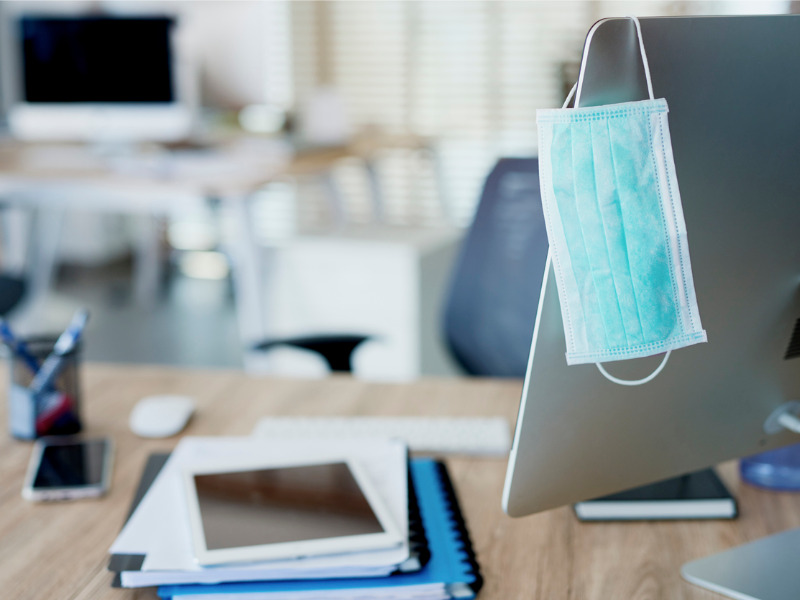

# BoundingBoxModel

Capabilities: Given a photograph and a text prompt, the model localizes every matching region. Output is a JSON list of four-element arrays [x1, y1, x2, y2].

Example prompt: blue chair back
[[443, 158, 548, 377]]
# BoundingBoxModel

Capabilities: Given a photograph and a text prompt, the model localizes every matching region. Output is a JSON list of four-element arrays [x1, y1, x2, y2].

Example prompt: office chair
[[442, 158, 548, 377], [250, 159, 546, 377], [0, 274, 26, 316]]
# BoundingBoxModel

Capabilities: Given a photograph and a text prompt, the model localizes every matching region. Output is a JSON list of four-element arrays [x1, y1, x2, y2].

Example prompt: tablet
[[183, 458, 403, 565]]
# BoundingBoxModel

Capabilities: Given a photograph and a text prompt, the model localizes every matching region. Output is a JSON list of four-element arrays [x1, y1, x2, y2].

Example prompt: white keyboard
[[252, 416, 512, 457]]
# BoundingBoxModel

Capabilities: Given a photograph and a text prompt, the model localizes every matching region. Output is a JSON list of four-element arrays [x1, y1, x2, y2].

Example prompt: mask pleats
[[608, 112, 677, 344], [535, 16, 707, 370], [591, 116, 643, 349], [551, 121, 608, 348]]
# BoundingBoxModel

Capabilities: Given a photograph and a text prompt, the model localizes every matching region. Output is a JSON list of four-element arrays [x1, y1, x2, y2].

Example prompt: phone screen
[[33, 439, 108, 489]]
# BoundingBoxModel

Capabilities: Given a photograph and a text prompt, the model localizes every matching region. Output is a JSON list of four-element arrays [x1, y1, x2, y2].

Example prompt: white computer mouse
[[129, 395, 196, 438]]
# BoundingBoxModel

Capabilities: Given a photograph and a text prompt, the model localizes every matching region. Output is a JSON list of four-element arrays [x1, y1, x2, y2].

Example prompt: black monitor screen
[[20, 16, 174, 103]]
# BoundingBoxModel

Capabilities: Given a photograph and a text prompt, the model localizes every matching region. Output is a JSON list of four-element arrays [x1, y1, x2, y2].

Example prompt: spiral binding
[[398, 464, 432, 571], [434, 461, 484, 594]]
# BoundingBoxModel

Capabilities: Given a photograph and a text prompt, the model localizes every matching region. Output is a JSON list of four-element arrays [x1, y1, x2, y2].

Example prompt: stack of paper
[[109, 437, 411, 587], [108, 437, 483, 600]]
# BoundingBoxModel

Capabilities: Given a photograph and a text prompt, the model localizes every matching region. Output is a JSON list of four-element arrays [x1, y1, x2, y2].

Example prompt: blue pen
[[0, 319, 41, 374], [29, 309, 90, 396]]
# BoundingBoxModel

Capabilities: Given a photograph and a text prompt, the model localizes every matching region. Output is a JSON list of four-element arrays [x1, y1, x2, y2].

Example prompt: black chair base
[[252, 334, 372, 373]]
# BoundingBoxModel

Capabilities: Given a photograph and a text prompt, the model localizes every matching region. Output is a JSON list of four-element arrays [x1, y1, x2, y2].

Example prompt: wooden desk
[[0, 364, 798, 599]]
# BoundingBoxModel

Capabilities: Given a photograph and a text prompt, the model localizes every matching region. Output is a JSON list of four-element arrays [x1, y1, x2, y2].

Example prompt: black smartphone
[[22, 437, 113, 501]]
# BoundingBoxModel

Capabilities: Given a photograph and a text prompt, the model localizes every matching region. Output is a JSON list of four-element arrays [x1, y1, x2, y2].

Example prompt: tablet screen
[[192, 462, 385, 551]]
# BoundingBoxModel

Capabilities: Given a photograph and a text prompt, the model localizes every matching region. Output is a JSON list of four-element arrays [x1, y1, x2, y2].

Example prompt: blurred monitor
[[502, 15, 800, 599], [5, 14, 194, 142]]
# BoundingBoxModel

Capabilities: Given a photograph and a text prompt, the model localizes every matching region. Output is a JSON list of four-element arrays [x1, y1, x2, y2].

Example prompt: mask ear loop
[[574, 15, 665, 386], [629, 16, 655, 101], [575, 15, 655, 107], [596, 351, 671, 386], [562, 83, 577, 109]]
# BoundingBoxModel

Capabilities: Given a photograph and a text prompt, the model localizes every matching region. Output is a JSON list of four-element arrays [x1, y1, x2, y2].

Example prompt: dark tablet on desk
[[184, 459, 402, 565]]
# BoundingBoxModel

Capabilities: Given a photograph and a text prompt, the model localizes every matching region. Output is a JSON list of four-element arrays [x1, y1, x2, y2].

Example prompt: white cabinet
[[244, 226, 463, 380]]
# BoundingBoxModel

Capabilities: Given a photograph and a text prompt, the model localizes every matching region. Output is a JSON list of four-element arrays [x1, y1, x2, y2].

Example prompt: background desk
[[0, 134, 441, 349], [0, 137, 289, 316], [0, 364, 798, 599]]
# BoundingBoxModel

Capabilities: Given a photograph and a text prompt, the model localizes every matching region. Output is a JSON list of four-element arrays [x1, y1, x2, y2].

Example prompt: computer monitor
[[502, 15, 800, 599], [3, 12, 195, 142]]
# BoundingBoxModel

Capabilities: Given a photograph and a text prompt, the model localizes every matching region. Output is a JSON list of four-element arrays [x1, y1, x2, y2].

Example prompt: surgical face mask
[[537, 16, 706, 384]]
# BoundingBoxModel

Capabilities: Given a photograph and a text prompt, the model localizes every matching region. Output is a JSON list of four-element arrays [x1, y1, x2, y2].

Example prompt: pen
[[0, 319, 41, 374], [29, 309, 90, 396]]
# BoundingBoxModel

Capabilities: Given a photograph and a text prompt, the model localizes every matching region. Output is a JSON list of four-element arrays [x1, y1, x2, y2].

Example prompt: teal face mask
[[537, 17, 706, 382]]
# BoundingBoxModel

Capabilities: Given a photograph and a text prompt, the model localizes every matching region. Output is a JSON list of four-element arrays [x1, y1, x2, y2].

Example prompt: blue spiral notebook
[[158, 459, 482, 600]]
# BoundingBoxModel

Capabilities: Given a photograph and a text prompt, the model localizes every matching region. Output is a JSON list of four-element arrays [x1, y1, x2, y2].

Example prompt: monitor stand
[[682, 527, 800, 600]]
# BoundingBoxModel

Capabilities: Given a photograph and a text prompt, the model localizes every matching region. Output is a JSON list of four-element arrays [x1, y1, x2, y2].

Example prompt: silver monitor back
[[503, 15, 800, 518]]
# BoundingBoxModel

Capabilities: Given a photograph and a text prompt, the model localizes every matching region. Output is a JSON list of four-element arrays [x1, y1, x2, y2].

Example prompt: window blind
[[279, 1, 780, 230], [289, 1, 596, 226]]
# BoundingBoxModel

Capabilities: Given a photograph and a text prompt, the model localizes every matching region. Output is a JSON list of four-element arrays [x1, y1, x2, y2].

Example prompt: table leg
[[224, 193, 267, 348], [428, 146, 453, 224], [363, 157, 385, 222], [0, 205, 32, 276], [131, 213, 164, 307], [29, 206, 65, 299], [320, 172, 346, 226]]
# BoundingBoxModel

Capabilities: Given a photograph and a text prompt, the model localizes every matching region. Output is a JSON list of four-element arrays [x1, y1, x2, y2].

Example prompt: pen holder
[[7, 336, 82, 440]]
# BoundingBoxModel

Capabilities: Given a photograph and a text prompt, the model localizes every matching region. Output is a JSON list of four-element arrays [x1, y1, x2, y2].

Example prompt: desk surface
[[0, 364, 798, 600], [0, 132, 433, 200]]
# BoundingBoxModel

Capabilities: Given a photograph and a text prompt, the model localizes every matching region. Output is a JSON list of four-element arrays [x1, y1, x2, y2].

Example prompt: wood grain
[[0, 364, 797, 599]]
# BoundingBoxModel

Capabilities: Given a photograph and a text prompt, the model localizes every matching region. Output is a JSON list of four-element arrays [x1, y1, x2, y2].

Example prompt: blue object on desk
[[158, 459, 482, 600], [0, 319, 40, 374], [740, 442, 800, 491], [6, 310, 88, 439], [29, 309, 89, 396], [7, 335, 84, 439]]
